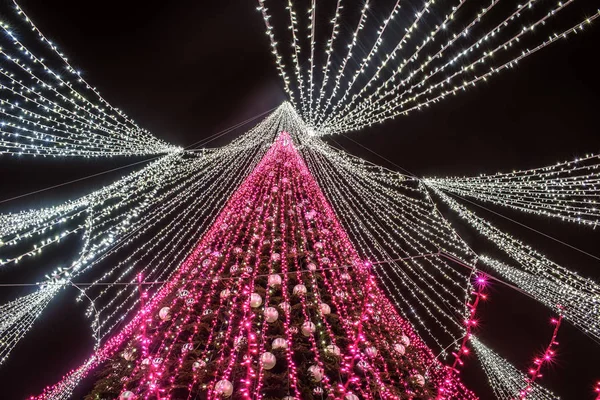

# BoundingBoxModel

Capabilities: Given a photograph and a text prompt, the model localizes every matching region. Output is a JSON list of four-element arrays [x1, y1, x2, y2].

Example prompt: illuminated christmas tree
[[85, 132, 475, 399]]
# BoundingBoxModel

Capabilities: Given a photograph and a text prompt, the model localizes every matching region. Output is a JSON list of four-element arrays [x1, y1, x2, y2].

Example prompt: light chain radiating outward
[[425, 185, 600, 342], [424, 154, 600, 227], [0, 105, 293, 366], [471, 336, 559, 400], [0, 2, 176, 156], [257, 0, 599, 135]]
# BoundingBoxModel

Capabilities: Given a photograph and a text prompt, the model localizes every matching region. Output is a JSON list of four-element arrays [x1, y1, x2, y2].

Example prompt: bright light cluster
[[0, 2, 176, 157], [425, 153, 600, 227], [427, 186, 600, 342], [257, 0, 600, 134], [471, 336, 558, 400]]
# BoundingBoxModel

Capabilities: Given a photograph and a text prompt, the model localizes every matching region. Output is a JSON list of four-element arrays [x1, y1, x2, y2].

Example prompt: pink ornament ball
[[365, 347, 378, 358], [260, 351, 277, 370], [306, 262, 317, 271], [268, 274, 282, 287], [293, 284, 307, 296], [158, 306, 171, 321], [325, 344, 341, 356], [119, 391, 135, 400], [250, 293, 263, 308], [214, 379, 234, 397], [220, 289, 231, 299], [279, 301, 291, 313], [302, 321, 316, 337], [272, 338, 288, 349], [264, 307, 279, 323], [345, 394, 359, 400], [308, 365, 324, 382], [400, 334, 411, 347], [319, 302, 331, 315], [394, 343, 406, 355], [413, 374, 425, 386]]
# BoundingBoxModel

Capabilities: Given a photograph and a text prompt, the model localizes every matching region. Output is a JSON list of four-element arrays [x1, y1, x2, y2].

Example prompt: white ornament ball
[[230, 265, 239, 274], [279, 301, 291, 313], [314, 242, 324, 250], [325, 344, 341, 356], [268, 274, 282, 287], [220, 289, 231, 299], [394, 343, 406, 355], [250, 293, 263, 308], [345, 394, 359, 400], [272, 338, 288, 349], [308, 365, 324, 382], [119, 391, 135, 400], [192, 360, 206, 371], [122, 349, 135, 361], [214, 379, 234, 397], [413, 374, 425, 386], [400, 335, 411, 347], [301, 321, 316, 337], [319, 303, 331, 316], [365, 347, 378, 358], [293, 284, 307, 296], [264, 307, 279, 323], [260, 351, 277, 370], [158, 307, 171, 321], [340, 273, 351, 281]]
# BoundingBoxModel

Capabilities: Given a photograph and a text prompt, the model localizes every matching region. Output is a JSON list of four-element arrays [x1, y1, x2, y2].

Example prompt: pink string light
[[519, 308, 564, 399]]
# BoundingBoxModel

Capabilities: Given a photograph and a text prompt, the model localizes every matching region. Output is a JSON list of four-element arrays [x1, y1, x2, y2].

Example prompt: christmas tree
[[85, 132, 474, 399]]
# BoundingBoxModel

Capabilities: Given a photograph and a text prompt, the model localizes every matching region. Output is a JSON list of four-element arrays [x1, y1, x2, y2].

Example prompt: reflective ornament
[[182, 343, 194, 353], [346, 394, 359, 400], [314, 387, 324, 395], [302, 321, 316, 337], [325, 344, 340, 356], [314, 242, 324, 250], [250, 293, 263, 308], [365, 347, 378, 357], [308, 365, 324, 382], [335, 290, 347, 299], [272, 338, 288, 349], [119, 391, 135, 400], [215, 379, 233, 397], [271, 252, 281, 262], [122, 349, 135, 361], [158, 307, 171, 321], [340, 273, 351, 281], [260, 352, 276, 370], [268, 274, 282, 287], [220, 289, 231, 299], [400, 335, 411, 347], [413, 374, 425, 386], [279, 301, 291, 313], [264, 307, 279, 323], [202, 259, 212, 268], [230, 265, 239, 274], [293, 284, 307, 296], [320, 257, 330, 265], [319, 303, 331, 315], [393, 343, 406, 355], [357, 360, 369, 370], [192, 360, 206, 371], [306, 262, 317, 271]]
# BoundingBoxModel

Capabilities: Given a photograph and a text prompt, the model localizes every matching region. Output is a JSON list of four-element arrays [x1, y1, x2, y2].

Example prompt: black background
[[0, 0, 599, 398]]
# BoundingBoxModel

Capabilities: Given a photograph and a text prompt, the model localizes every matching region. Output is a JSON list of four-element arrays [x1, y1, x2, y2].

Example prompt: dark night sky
[[1, 0, 599, 398]]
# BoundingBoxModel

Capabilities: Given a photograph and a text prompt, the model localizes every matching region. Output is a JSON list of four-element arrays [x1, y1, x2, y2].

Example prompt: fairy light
[[426, 153, 600, 227], [471, 336, 557, 400], [520, 311, 563, 399], [0, 6, 177, 156]]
